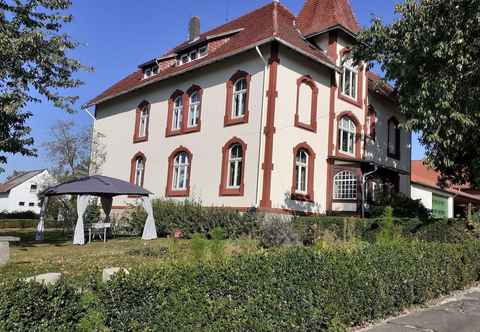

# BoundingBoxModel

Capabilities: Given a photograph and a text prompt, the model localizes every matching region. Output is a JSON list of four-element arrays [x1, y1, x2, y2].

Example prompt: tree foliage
[[354, 0, 480, 188], [0, 0, 89, 172]]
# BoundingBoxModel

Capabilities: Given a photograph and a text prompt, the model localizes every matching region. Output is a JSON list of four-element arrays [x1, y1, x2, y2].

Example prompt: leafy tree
[[0, 0, 89, 173], [354, 0, 480, 188]]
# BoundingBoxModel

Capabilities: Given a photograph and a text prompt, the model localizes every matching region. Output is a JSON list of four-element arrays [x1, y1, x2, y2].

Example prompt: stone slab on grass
[[0, 242, 9, 266], [25, 273, 62, 286], [102, 267, 129, 282]]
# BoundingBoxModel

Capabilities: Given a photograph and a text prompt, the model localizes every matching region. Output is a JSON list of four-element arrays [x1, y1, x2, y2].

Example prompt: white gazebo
[[36, 175, 157, 245]]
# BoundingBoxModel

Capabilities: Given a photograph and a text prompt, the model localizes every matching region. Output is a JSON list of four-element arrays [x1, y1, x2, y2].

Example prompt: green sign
[[432, 194, 449, 218]]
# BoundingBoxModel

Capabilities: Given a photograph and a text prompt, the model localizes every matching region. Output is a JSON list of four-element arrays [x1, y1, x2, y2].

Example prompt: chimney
[[189, 16, 201, 41]]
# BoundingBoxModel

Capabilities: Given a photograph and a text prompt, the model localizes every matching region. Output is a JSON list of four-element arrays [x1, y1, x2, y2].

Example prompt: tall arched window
[[166, 147, 192, 197], [233, 78, 247, 118], [338, 117, 356, 155], [333, 171, 357, 200], [133, 101, 150, 143], [220, 137, 247, 196], [130, 152, 146, 187], [224, 71, 251, 126], [291, 143, 316, 201], [388, 117, 401, 159], [173, 95, 183, 130], [173, 152, 189, 191], [295, 75, 318, 132], [367, 106, 377, 141], [341, 57, 358, 100], [228, 144, 243, 188], [188, 91, 201, 128]]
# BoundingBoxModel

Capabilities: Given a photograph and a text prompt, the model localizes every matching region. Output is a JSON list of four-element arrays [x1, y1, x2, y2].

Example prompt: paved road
[[364, 290, 480, 332]]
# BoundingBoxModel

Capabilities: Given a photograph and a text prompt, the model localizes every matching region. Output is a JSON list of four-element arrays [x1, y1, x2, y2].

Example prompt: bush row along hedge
[[0, 211, 39, 220], [0, 219, 59, 230], [2, 240, 480, 331]]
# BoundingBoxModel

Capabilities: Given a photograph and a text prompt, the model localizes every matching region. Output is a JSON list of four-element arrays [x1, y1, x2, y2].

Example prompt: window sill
[[294, 120, 317, 133], [166, 189, 190, 197], [133, 136, 148, 144], [224, 115, 248, 127], [332, 198, 358, 203], [336, 151, 359, 160], [219, 186, 244, 196], [166, 126, 201, 137], [338, 93, 362, 108]]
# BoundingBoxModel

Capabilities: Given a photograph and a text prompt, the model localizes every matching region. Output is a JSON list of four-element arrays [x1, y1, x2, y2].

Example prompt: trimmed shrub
[[0, 211, 39, 220], [2, 241, 480, 331], [259, 217, 300, 248], [120, 199, 260, 239], [368, 192, 431, 221]]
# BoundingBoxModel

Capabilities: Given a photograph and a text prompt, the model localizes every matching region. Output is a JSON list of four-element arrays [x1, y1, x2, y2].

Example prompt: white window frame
[[232, 78, 247, 118], [135, 158, 145, 187], [172, 96, 183, 130], [339, 117, 356, 155], [295, 149, 308, 194], [173, 152, 189, 191], [341, 58, 358, 100], [199, 46, 208, 57], [139, 107, 149, 137], [227, 144, 243, 189], [333, 171, 357, 200], [187, 91, 200, 128]]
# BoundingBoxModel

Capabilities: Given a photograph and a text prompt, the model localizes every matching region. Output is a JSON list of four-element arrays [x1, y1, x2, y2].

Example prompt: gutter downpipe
[[254, 45, 268, 209], [362, 164, 379, 218]]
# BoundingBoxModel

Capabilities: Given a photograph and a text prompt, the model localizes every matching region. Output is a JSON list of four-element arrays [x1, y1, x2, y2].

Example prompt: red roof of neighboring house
[[297, 0, 360, 36], [367, 71, 398, 104], [87, 2, 338, 107], [411, 161, 480, 202], [0, 170, 46, 194]]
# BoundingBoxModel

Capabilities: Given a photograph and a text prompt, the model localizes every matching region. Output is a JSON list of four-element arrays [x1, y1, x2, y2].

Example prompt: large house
[[87, 0, 411, 215], [0, 170, 50, 214]]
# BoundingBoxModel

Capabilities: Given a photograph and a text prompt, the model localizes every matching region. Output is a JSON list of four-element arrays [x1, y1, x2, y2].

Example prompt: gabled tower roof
[[297, 0, 360, 37]]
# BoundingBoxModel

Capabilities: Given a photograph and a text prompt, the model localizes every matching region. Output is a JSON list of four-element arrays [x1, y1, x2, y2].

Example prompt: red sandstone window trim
[[336, 111, 362, 160], [387, 116, 401, 160], [219, 137, 247, 196], [291, 142, 316, 202], [184, 85, 203, 134], [294, 75, 318, 132], [129, 151, 147, 187], [165, 90, 184, 137], [224, 70, 251, 127], [165, 146, 193, 197], [133, 100, 150, 143], [338, 48, 364, 108]]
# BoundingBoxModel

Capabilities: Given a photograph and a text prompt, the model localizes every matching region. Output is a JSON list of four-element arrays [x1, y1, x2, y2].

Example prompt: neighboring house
[[411, 161, 480, 218], [0, 170, 50, 214], [87, 0, 411, 215]]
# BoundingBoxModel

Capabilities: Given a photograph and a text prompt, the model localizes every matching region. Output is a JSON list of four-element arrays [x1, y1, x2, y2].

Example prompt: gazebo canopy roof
[[42, 175, 152, 197]]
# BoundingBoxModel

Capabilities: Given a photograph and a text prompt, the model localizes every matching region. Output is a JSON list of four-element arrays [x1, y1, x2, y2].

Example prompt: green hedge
[[2, 241, 480, 331], [0, 219, 58, 230]]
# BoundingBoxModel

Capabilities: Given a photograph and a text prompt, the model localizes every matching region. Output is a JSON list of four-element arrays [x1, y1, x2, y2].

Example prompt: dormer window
[[143, 65, 159, 79], [177, 45, 208, 66]]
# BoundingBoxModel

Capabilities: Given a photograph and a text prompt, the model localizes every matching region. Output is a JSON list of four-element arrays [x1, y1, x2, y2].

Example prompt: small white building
[[0, 170, 51, 214], [411, 161, 480, 218]]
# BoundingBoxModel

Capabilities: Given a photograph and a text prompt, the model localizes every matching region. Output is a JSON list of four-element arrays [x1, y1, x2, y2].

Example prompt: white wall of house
[[0, 170, 50, 214], [411, 183, 454, 218], [94, 47, 270, 208]]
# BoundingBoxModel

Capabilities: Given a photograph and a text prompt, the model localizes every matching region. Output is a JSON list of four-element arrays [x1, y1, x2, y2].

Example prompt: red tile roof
[[367, 71, 398, 103], [297, 0, 360, 37], [411, 161, 480, 202], [0, 170, 46, 194], [87, 2, 338, 107]]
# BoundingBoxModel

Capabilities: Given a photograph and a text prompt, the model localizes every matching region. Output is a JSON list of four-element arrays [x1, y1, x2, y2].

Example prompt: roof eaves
[[303, 24, 358, 40], [206, 28, 245, 40], [85, 37, 277, 108]]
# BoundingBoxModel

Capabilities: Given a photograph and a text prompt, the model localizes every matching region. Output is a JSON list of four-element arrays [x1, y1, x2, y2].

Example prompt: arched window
[[341, 57, 358, 99], [173, 95, 183, 130], [333, 171, 357, 200], [295, 149, 308, 194], [224, 71, 251, 126], [220, 138, 247, 196], [367, 106, 377, 141], [130, 152, 146, 187], [233, 78, 247, 118], [291, 143, 316, 201], [188, 91, 201, 128], [166, 147, 192, 197], [388, 117, 401, 159], [228, 144, 243, 188], [133, 101, 150, 143], [295, 75, 318, 132], [173, 152, 189, 191], [338, 117, 356, 155]]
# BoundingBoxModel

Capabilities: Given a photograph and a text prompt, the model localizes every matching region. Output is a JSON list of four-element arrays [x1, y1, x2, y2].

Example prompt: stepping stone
[[0, 236, 20, 266], [102, 267, 129, 282], [25, 273, 62, 286]]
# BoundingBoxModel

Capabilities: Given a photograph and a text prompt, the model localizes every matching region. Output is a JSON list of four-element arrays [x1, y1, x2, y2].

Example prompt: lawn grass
[[0, 228, 258, 284]]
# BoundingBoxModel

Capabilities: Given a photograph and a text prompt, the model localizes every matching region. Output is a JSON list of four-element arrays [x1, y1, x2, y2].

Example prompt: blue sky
[[1, 0, 425, 180]]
